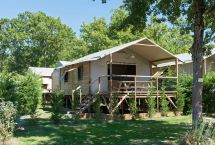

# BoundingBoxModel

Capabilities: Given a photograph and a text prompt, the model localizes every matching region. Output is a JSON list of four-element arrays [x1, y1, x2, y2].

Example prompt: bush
[[160, 85, 169, 116], [203, 72, 215, 115], [0, 101, 17, 144], [147, 84, 156, 117], [179, 73, 193, 114], [0, 72, 17, 104], [129, 92, 137, 118], [176, 85, 185, 113], [109, 92, 119, 114], [179, 121, 215, 145], [179, 72, 215, 115], [16, 71, 42, 116], [0, 71, 42, 116], [50, 91, 64, 124], [72, 90, 80, 111], [92, 93, 102, 113]]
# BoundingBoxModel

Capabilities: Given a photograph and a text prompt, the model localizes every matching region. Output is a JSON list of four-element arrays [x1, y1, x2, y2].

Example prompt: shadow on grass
[[15, 117, 191, 145]]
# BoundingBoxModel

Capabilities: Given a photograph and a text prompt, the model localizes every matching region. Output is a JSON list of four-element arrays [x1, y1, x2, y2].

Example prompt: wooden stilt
[[175, 59, 179, 89], [204, 59, 207, 74], [110, 53, 113, 97], [134, 76, 137, 110], [80, 88, 82, 105], [98, 77, 101, 93], [156, 77, 159, 111], [72, 90, 74, 110]]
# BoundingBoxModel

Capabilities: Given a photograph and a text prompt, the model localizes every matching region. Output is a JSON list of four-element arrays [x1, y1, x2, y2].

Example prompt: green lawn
[[14, 110, 192, 145]]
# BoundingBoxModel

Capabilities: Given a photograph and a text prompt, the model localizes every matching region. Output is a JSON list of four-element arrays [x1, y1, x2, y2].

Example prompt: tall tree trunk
[[192, 0, 205, 123]]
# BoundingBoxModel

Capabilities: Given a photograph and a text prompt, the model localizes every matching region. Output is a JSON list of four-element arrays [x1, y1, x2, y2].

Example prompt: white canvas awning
[[57, 37, 182, 69]]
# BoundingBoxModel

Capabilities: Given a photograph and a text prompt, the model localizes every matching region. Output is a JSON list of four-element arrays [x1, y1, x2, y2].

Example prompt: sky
[[0, 0, 123, 36]]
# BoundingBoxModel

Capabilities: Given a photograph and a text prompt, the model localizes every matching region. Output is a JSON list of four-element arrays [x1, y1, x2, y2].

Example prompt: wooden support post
[[89, 62, 91, 95], [80, 87, 82, 105], [134, 76, 137, 110], [98, 77, 101, 93], [110, 53, 113, 97], [204, 59, 207, 74], [72, 90, 74, 110], [175, 59, 179, 89], [156, 77, 159, 111]]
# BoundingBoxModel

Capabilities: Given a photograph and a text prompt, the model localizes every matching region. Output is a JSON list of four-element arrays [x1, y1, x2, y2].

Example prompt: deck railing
[[72, 74, 177, 105], [98, 75, 178, 97]]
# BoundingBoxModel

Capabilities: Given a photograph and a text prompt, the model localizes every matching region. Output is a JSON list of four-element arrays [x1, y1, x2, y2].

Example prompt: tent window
[[78, 65, 83, 81], [64, 72, 69, 82]]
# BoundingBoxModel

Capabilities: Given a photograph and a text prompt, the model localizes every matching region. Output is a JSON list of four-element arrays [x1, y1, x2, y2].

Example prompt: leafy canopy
[[0, 11, 87, 73]]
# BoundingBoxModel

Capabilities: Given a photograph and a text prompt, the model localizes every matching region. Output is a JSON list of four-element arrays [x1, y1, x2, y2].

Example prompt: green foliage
[[80, 8, 192, 55], [160, 85, 169, 116], [179, 73, 193, 115], [0, 101, 17, 144], [80, 17, 116, 54], [161, 68, 177, 91], [147, 84, 156, 117], [203, 72, 215, 115], [0, 72, 17, 103], [0, 71, 42, 115], [176, 85, 186, 113], [179, 72, 215, 115], [92, 93, 102, 113], [0, 11, 84, 73], [72, 90, 80, 110], [123, 0, 215, 49], [128, 92, 137, 117], [50, 91, 64, 124], [141, 16, 193, 54], [109, 92, 119, 114], [15, 71, 42, 116], [179, 121, 215, 145]]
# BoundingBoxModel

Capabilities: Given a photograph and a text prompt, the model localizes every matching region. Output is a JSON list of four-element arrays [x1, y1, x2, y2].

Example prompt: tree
[[0, 11, 80, 73], [108, 8, 141, 44], [142, 16, 193, 54], [80, 17, 115, 54], [81, 7, 192, 55]]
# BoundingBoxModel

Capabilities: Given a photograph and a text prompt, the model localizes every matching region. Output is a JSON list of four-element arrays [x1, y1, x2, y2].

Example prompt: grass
[[14, 109, 192, 145]]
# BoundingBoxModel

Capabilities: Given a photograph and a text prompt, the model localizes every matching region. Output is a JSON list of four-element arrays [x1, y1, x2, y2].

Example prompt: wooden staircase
[[73, 94, 98, 117]]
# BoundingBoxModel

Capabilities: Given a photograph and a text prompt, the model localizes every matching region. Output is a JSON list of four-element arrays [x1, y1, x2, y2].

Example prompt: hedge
[[0, 71, 42, 115], [179, 72, 215, 115]]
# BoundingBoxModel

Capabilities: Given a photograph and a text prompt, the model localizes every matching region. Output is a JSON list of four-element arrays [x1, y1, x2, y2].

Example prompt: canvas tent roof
[[56, 61, 72, 68], [58, 38, 181, 69], [157, 48, 215, 67], [29, 67, 54, 77]]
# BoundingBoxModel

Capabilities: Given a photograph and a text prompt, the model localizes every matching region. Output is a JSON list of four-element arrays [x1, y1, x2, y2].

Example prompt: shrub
[[0, 71, 42, 116], [179, 72, 215, 115], [179, 73, 193, 115], [50, 91, 64, 124], [176, 85, 185, 113], [0, 72, 17, 104], [147, 84, 156, 117], [72, 90, 80, 111], [203, 72, 215, 115], [0, 101, 17, 144], [16, 71, 42, 117], [179, 121, 215, 145], [109, 92, 119, 114], [160, 85, 169, 116], [92, 93, 102, 113], [129, 92, 137, 118]]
